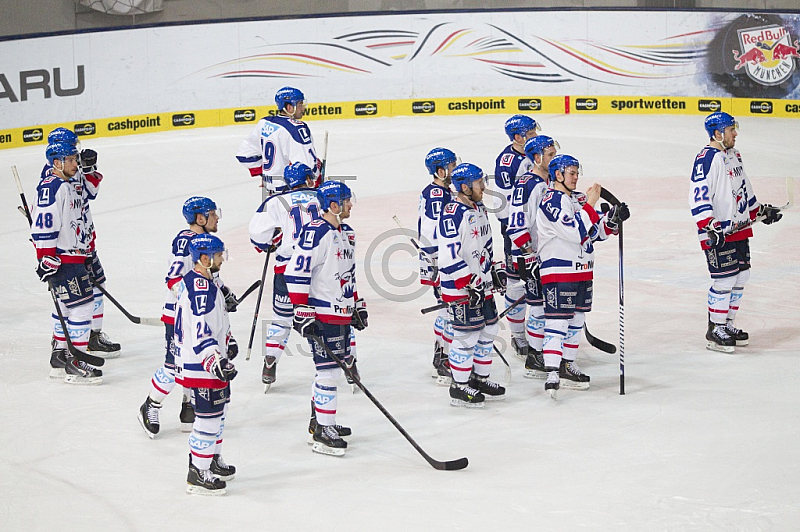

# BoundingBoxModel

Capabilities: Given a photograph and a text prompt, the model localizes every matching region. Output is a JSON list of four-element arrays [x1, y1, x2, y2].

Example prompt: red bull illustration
[[733, 24, 799, 86]]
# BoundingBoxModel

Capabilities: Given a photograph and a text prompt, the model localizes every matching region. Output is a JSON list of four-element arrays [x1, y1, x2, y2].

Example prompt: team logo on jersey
[[194, 278, 209, 291], [74, 122, 95, 136], [735, 186, 748, 214], [575, 98, 598, 111], [698, 100, 722, 112], [733, 25, 799, 86], [172, 113, 195, 127], [444, 203, 458, 214], [336, 264, 356, 302], [412, 101, 436, 114], [234, 109, 256, 122], [355, 103, 378, 116], [517, 98, 542, 111], [23, 128, 43, 142], [74, 183, 83, 196], [431, 188, 443, 198], [500, 153, 515, 167], [750, 100, 773, 114], [69, 220, 90, 246]]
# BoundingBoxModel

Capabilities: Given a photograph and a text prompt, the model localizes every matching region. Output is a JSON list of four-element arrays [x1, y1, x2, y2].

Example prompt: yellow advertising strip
[[3, 96, 800, 151]]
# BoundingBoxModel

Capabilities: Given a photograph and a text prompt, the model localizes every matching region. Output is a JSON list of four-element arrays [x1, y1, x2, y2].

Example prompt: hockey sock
[[313, 368, 341, 426], [473, 322, 498, 378], [727, 269, 749, 323], [214, 403, 229, 455], [709, 276, 736, 325], [542, 319, 569, 368], [149, 364, 176, 403], [443, 319, 454, 352], [264, 318, 292, 362], [526, 304, 545, 351], [189, 413, 223, 470], [65, 303, 93, 351], [91, 286, 104, 331], [52, 303, 67, 349], [434, 313, 447, 346], [449, 329, 481, 383], [562, 312, 585, 362], [504, 282, 526, 338]]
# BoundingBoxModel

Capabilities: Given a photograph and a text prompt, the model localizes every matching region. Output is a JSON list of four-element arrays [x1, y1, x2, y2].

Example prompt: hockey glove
[[605, 203, 630, 232], [79, 149, 98, 173], [517, 251, 538, 282], [227, 336, 239, 360], [293, 305, 318, 338], [219, 284, 238, 313], [352, 298, 368, 331], [704, 219, 725, 248], [203, 352, 238, 382], [491, 263, 507, 293], [758, 203, 782, 225], [466, 274, 484, 309], [36, 256, 61, 282]]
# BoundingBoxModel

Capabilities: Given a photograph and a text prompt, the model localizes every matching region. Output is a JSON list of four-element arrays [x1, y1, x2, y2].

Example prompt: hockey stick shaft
[[12, 167, 104, 366], [319, 130, 329, 183], [246, 249, 272, 360], [492, 344, 513, 384], [600, 187, 625, 395], [235, 280, 262, 304], [89, 278, 161, 326], [421, 291, 521, 316], [308, 332, 468, 471]]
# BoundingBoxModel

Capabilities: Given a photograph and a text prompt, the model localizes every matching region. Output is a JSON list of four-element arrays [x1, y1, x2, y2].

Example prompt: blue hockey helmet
[[548, 154, 581, 181], [704, 112, 738, 138], [524, 135, 559, 162], [182, 196, 218, 224], [317, 180, 352, 211], [189, 234, 226, 264], [504, 115, 540, 140], [275, 86, 305, 111], [424, 147, 458, 176], [451, 163, 486, 192], [45, 142, 78, 165], [284, 162, 315, 189], [47, 127, 79, 147]]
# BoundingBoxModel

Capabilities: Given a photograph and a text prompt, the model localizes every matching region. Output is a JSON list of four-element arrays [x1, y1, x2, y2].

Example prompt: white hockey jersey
[[286, 219, 358, 325], [161, 229, 197, 324], [437, 200, 495, 303], [235, 115, 320, 194], [689, 146, 758, 249], [492, 144, 533, 225], [506, 172, 549, 256], [537, 189, 614, 285], [417, 182, 452, 286], [174, 269, 232, 390], [31, 170, 92, 264], [249, 188, 321, 274]]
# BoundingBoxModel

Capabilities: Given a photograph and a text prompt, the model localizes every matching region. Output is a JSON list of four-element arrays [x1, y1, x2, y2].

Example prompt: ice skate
[[523, 349, 546, 379], [469, 374, 506, 401], [187, 456, 226, 495], [706, 321, 735, 353], [726, 321, 749, 347], [311, 424, 347, 456], [63, 353, 102, 385], [210, 454, 236, 481], [544, 368, 560, 399], [559, 359, 590, 390], [262, 355, 276, 393], [512, 336, 529, 360], [430, 342, 452, 385], [179, 398, 195, 432], [344, 356, 359, 393], [137, 397, 161, 438], [449, 381, 485, 408], [431, 341, 445, 377], [49, 348, 67, 379], [308, 400, 351, 442], [87, 330, 121, 359]]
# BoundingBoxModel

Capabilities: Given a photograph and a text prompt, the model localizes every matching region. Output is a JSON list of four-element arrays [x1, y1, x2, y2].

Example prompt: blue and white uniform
[[250, 188, 322, 361], [236, 116, 320, 194]]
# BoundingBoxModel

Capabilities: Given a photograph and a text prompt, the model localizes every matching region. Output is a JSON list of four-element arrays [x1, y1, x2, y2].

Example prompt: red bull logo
[[733, 25, 799, 86]]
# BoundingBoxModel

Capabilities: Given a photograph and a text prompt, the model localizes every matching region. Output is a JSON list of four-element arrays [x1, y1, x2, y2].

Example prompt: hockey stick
[[308, 332, 468, 471], [583, 324, 616, 354], [246, 249, 272, 360], [319, 130, 329, 184], [600, 187, 625, 395], [13, 166, 105, 367], [491, 345, 513, 384], [235, 280, 262, 304], [89, 278, 161, 326]]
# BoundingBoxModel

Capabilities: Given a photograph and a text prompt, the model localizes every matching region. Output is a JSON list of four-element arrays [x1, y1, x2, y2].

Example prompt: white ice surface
[[1, 114, 799, 531]]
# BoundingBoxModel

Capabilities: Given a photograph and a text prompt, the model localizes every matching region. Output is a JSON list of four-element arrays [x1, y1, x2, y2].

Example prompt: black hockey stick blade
[[584, 324, 616, 354], [89, 278, 161, 326], [308, 332, 469, 471], [235, 280, 262, 304]]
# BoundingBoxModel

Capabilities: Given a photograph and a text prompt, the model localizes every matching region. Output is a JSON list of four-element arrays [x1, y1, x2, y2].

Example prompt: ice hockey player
[[438, 163, 507, 408], [42, 128, 121, 356], [537, 155, 629, 398], [249, 162, 321, 391], [418, 147, 458, 385], [506, 135, 560, 380], [286, 180, 366, 456], [235, 86, 322, 195], [139, 197, 238, 438], [33, 142, 102, 384], [690, 112, 782, 353], [493, 115, 540, 360], [174, 234, 238, 496]]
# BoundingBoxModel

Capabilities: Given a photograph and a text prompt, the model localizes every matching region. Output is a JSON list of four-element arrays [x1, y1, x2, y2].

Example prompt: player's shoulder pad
[[496, 145, 517, 168], [185, 272, 218, 315], [36, 175, 65, 205], [172, 230, 196, 255], [268, 115, 312, 145], [297, 219, 332, 250]]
